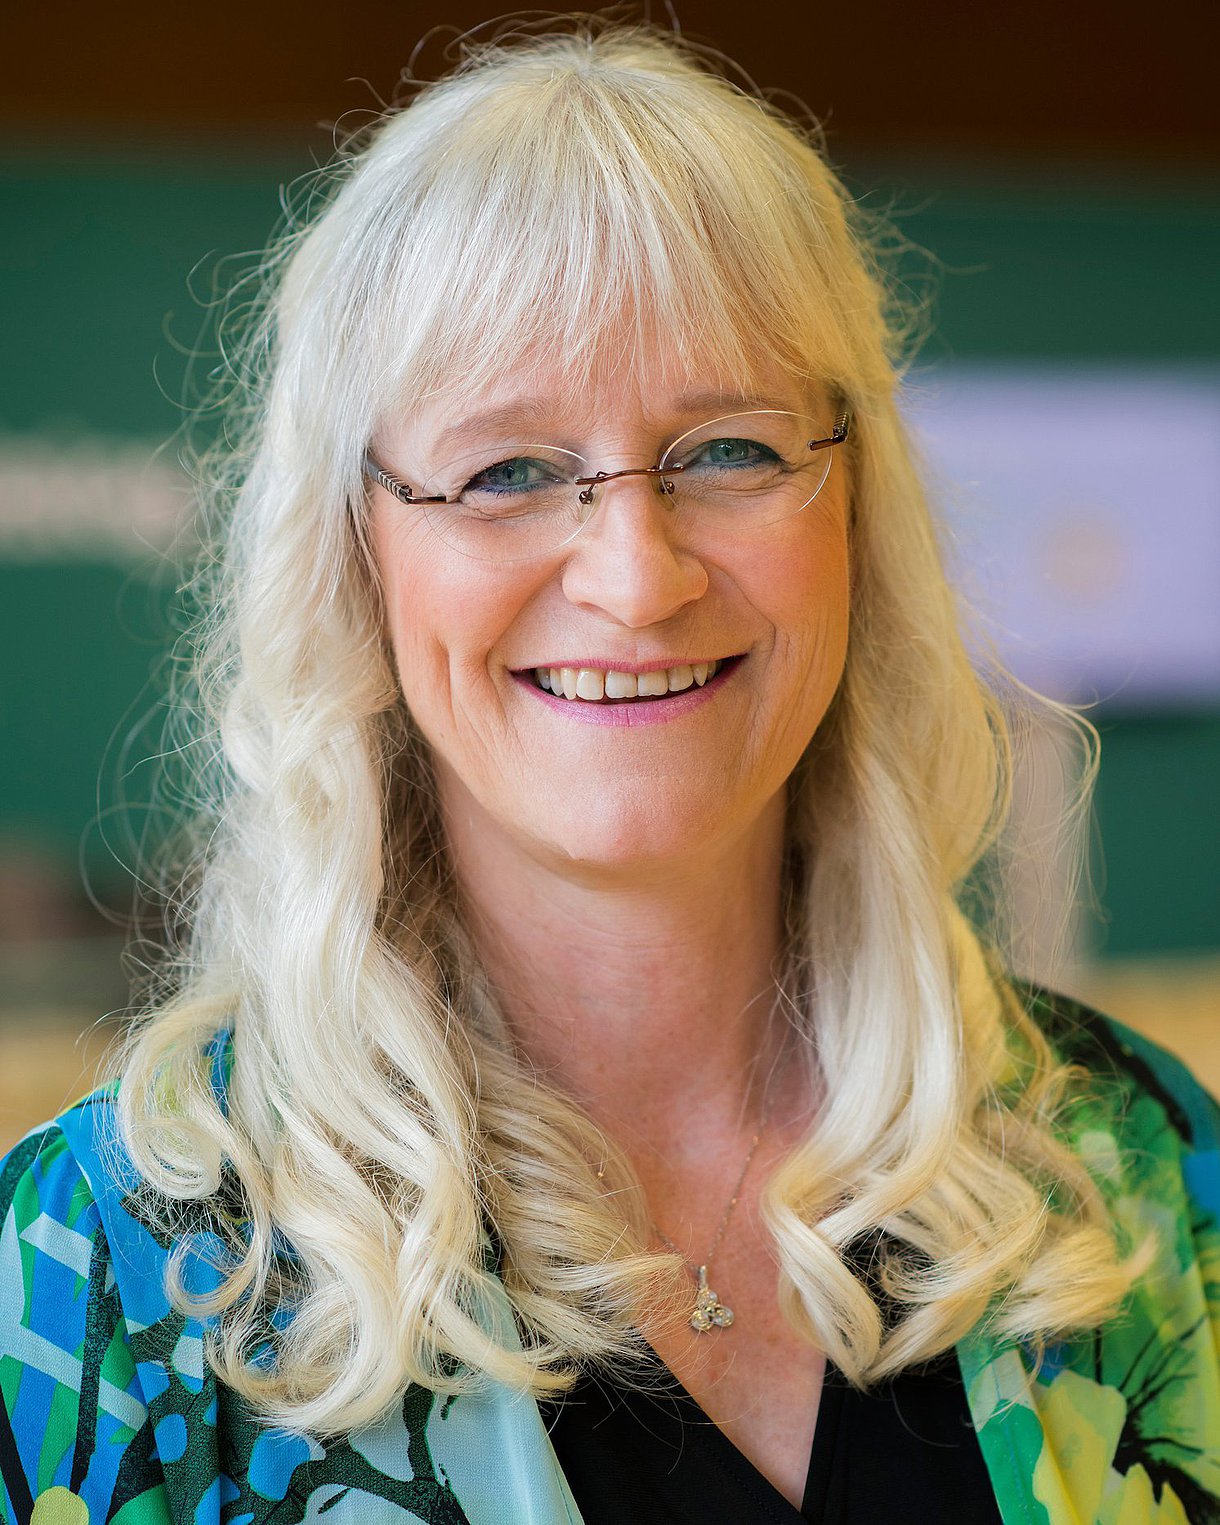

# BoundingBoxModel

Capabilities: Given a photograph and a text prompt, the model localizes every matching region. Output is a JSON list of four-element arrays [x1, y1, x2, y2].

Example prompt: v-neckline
[[542, 1343, 1001, 1525], [543, 1348, 826, 1522], [649, 1353, 840, 1521]]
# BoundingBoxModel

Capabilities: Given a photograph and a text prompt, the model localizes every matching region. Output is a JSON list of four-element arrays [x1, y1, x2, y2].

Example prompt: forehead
[[379, 330, 816, 455]]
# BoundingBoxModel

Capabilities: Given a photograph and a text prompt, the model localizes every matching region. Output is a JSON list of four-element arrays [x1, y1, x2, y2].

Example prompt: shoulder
[[1010, 980, 1220, 1286], [1008, 976, 1220, 1157], [1, 1089, 165, 1296], [1, 1078, 250, 1358], [0, 1092, 138, 1299], [0, 1106, 100, 1241], [963, 983, 1220, 1520], [0, 1098, 165, 1521], [0, 1089, 170, 1352], [0, 1088, 560, 1525], [1006, 976, 1220, 1345], [0, 1087, 198, 1402], [0, 1108, 116, 1379]]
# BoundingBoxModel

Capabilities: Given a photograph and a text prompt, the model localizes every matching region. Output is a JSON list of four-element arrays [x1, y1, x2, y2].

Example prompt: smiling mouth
[[526, 658, 735, 703]]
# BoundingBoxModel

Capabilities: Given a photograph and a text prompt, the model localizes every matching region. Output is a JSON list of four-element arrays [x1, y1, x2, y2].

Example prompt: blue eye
[[688, 437, 779, 470], [448, 454, 574, 522], [464, 457, 562, 495]]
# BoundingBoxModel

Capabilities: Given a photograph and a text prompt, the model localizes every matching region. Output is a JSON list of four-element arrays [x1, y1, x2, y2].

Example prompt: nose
[[559, 474, 709, 627]]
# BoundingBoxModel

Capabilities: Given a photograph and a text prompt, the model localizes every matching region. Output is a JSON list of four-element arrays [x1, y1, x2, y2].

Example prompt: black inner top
[[541, 1348, 1003, 1524]]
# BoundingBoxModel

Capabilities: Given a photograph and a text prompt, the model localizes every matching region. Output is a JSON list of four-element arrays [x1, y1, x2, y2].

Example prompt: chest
[[643, 1252, 827, 1510]]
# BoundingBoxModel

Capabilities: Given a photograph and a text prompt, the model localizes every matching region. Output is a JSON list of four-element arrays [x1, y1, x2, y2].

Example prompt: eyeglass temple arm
[[364, 452, 448, 505], [807, 408, 852, 453]]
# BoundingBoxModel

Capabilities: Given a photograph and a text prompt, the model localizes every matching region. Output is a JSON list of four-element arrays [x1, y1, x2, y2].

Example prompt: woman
[[2, 20, 1217, 1525]]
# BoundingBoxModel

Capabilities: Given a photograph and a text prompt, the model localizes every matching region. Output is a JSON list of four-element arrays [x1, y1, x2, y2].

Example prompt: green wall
[[3, 152, 1217, 955]]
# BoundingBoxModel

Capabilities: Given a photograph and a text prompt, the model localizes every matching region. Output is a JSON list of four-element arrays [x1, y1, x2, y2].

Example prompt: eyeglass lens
[[412, 410, 840, 562]]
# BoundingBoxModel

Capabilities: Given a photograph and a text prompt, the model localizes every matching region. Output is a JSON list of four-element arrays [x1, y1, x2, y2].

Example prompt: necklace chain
[[650, 1087, 778, 1334], [652, 1121, 766, 1274]]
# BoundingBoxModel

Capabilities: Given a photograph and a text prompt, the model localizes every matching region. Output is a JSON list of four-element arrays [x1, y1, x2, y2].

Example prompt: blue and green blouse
[[1, 989, 1218, 1523]]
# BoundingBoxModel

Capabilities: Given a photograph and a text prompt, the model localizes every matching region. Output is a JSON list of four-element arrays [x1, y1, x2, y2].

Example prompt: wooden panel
[[2, 1, 1217, 165]]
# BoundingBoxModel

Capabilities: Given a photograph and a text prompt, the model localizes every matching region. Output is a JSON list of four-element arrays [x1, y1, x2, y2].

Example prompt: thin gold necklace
[[651, 1095, 775, 1334]]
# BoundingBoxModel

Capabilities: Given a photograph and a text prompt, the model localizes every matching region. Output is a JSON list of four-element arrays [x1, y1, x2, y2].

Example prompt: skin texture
[[368, 343, 851, 1507]]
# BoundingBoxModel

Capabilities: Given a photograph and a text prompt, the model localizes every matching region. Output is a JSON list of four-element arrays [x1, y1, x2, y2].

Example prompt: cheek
[[369, 508, 542, 736], [372, 513, 473, 663], [767, 517, 851, 752], [818, 533, 852, 658], [370, 516, 463, 728], [762, 508, 851, 663]]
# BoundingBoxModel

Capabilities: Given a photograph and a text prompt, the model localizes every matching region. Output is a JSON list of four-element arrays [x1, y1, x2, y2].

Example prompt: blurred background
[[1, 0, 1217, 1148]]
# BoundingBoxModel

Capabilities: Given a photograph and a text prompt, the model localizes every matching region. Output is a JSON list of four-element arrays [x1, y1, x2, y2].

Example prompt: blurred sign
[[907, 367, 1220, 706], [0, 435, 186, 560]]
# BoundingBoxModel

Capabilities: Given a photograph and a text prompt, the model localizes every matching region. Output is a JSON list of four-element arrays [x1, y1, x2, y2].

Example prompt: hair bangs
[[356, 43, 858, 433]]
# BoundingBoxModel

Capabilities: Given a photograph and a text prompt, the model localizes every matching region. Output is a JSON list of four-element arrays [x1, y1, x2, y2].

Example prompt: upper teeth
[[534, 660, 721, 700]]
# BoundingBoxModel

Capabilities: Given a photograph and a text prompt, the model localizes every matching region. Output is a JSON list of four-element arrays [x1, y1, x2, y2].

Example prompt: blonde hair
[[118, 19, 1139, 1433]]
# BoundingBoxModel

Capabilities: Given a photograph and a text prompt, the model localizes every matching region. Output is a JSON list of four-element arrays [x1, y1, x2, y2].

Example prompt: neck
[[440, 778, 793, 1162]]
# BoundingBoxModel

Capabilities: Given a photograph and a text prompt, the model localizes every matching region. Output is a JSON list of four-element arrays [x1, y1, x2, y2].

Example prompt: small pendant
[[689, 1265, 734, 1333]]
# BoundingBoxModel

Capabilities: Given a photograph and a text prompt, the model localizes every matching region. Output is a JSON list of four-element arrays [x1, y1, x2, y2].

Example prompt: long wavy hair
[[117, 19, 1141, 1433]]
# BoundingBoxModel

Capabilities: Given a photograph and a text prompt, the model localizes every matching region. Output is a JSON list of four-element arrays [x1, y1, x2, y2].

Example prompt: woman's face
[[367, 345, 851, 878]]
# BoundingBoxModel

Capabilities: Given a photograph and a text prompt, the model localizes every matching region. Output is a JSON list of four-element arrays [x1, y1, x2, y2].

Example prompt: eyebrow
[[669, 388, 801, 417], [431, 390, 802, 452], [433, 403, 558, 452]]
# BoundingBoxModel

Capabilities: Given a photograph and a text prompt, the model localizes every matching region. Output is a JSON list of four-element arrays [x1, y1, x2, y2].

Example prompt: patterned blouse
[[1, 988, 1218, 1524]]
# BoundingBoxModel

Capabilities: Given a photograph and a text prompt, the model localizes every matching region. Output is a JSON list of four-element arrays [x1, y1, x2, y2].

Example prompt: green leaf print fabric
[[959, 992, 1220, 1523], [0, 1096, 581, 1523], [1, 989, 1217, 1523]]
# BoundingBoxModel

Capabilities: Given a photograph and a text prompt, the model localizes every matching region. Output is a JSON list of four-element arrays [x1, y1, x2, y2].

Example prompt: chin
[[528, 801, 718, 876]]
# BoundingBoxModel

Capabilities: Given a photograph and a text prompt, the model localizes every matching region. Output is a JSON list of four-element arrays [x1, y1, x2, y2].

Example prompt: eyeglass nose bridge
[[573, 462, 686, 507]]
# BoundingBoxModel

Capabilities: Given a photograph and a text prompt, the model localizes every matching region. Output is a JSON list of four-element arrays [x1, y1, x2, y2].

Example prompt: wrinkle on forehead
[[429, 383, 808, 450], [374, 313, 822, 455]]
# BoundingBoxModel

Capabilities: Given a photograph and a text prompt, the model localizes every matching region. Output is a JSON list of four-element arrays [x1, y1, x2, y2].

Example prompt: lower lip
[[512, 658, 742, 727]]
